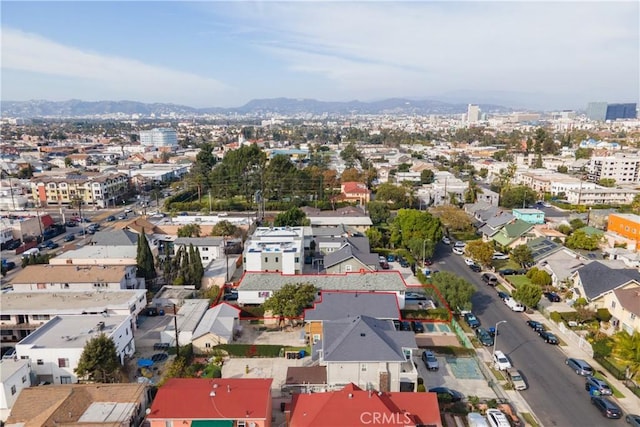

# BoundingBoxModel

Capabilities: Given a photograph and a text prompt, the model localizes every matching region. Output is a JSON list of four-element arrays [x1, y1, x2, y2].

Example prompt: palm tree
[[612, 331, 640, 381]]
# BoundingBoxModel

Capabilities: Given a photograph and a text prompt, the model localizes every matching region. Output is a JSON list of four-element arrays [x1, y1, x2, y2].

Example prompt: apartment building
[[565, 188, 640, 206], [174, 237, 224, 267], [31, 172, 129, 208], [139, 128, 178, 149], [243, 227, 304, 274], [9, 264, 143, 292], [586, 153, 640, 184], [607, 213, 640, 242], [14, 315, 134, 384]]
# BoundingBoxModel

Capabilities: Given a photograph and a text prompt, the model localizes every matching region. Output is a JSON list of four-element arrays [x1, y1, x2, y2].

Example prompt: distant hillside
[[0, 98, 512, 118]]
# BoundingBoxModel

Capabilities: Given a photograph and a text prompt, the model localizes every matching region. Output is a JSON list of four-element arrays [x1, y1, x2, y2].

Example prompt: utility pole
[[173, 304, 180, 356], [209, 189, 212, 214]]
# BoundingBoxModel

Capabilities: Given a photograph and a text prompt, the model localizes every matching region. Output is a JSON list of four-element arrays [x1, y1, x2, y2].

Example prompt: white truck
[[21, 247, 40, 258], [505, 297, 525, 312]]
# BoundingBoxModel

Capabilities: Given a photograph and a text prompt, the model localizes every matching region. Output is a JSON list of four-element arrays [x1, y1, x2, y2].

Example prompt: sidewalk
[[499, 277, 640, 417]]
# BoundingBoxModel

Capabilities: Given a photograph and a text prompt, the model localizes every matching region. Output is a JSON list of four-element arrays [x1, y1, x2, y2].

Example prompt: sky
[[1, 1, 639, 110]]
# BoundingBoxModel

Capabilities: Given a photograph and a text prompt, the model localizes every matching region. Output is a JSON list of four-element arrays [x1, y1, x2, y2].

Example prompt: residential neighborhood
[[1, 105, 640, 427]]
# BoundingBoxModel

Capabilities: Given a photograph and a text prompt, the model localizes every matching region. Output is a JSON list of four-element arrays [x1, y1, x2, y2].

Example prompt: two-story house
[[491, 219, 535, 250], [339, 182, 371, 205], [14, 314, 134, 384], [571, 261, 640, 307], [174, 237, 224, 267], [316, 315, 418, 392], [243, 227, 304, 274], [301, 206, 373, 232], [0, 359, 31, 422], [9, 264, 143, 292], [147, 378, 273, 427], [322, 238, 381, 273], [603, 288, 640, 334]]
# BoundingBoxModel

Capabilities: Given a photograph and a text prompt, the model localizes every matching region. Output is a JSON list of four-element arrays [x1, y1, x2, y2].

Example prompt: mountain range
[[0, 98, 514, 118]]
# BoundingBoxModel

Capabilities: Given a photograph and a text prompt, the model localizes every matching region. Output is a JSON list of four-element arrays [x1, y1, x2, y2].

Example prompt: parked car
[[626, 414, 640, 427], [544, 292, 561, 302], [406, 292, 427, 301], [591, 396, 622, 419], [482, 273, 498, 286], [379, 261, 390, 269], [106, 215, 116, 221], [464, 312, 481, 329], [505, 297, 525, 312], [452, 246, 465, 255], [412, 321, 425, 333], [526, 320, 544, 332], [442, 236, 451, 245], [399, 321, 412, 332], [464, 257, 476, 266], [45, 241, 59, 249], [422, 350, 439, 371], [63, 234, 75, 242], [493, 350, 512, 370], [475, 327, 494, 346], [399, 258, 410, 268], [566, 358, 594, 376], [506, 368, 527, 391], [37, 241, 50, 250], [486, 409, 511, 427], [6, 240, 22, 250], [492, 252, 510, 260], [585, 376, 613, 396], [386, 254, 396, 262], [117, 214, 127, 220], [498, 268, 518, 276], [1, 260, 16, 272], [539, 330, 559, 344], [497, 291, 509, 301], [64, 221, 78, 227], [428, 387, 463, 402], [469, 264, 482, 272]]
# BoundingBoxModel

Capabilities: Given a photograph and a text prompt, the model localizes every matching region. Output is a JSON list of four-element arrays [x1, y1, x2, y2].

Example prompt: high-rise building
[[467, 104, 480, 123], [586, 102, 637, 121], [139, 128, 178, 148], [605, 103, 637, 121]]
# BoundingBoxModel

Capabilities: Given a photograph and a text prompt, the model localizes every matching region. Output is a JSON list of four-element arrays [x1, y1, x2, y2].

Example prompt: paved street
[[434, 244, 626, 427]]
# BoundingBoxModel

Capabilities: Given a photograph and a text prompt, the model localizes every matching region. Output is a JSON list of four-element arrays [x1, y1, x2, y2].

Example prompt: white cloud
[[1, 28, 232, 106]]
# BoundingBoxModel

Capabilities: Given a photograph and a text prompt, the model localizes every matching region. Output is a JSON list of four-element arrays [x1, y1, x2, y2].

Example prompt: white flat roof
[[16, 314, 129, 349], [1, 290, 146, 314]]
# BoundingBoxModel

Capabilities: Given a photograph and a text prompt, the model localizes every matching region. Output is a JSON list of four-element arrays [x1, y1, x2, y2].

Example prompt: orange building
[[607, 213, 640, 241]]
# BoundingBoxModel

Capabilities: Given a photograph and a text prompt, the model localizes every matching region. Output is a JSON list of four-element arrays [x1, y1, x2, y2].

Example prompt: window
[[264, 257, 268, 263], [205, 343, 211, 348], [11, 385, 16, 395], [295, 257, 299, 263], [313, 334, 320, 344], [58, 358, 69, 367], [60, 376, 72, 384], [361, 364, 367, 372], [22, 375, 27, 383], [202, 247, 208, 251], [37, 359, 43, 365], [275, 257, 279, 262], [345, 265, 353, 272], [32, 315, 51, 321], [0, 314, 10, 321], [611, 301, 616, 309], [237, 422, 246, 427], [632, 313, 637, 320]]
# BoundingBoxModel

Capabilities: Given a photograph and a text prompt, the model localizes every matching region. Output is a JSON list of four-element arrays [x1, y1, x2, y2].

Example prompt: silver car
[[422, 350, 439, 371], [566, 358, 594, 376]]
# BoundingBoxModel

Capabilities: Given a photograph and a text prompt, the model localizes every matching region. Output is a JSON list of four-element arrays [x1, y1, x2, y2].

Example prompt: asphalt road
[[433, 244, 623, 427]]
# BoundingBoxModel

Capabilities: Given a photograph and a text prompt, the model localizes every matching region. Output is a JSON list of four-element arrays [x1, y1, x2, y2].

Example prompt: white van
[[505, 297, 525, 312], [467, 412, 490, 427], [21, 248, 40, 258]]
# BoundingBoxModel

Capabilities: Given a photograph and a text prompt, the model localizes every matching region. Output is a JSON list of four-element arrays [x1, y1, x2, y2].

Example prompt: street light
[[492, 320, 507, 362], [422, 239, 428, 267]]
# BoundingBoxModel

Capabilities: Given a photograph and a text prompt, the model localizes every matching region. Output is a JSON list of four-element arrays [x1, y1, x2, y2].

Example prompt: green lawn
[[492, 259, 522, 270], [521, 413, 541, 427], [506, 275, 532, 288]]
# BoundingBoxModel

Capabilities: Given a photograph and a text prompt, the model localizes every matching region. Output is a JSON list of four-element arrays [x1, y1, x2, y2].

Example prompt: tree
[[274, 207, 309, 227], [612, 331, 640, 381], [367, 201, 391, 225], [565, 230, 602, 251], [575, 147, 593, 160], [478, 168, 489, 179], [64, 157, 73, 167], [465, 240, 494, 266], [598, 178, 616, 188], [511, 244, 534, 267], [177, 224, 201, 238], [464, 179, 481, 204], [263, 283, 318, 320], [340, 142, 360, 168], [499, 185, 537, 209], [136, 229, 156, 282], [75, 334, 121, 383], [375, 183, 408, 207], [365, 227, 383, 248], [530, 269, 552, 287], [210, 220, 238, 237], [420, 169, 435, 184], [632, 194, 640, 214], [429, 271, 475, 312], [512, 282, 543, 308], [570, 218, 586, 231], [557, 165, 568, 173], [430, 205, 473, 232], [390, 209, 442, 259]]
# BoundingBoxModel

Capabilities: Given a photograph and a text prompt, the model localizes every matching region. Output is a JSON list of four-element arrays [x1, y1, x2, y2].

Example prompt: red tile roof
[[288, 383, 441, 427], [148, 378, 272, 420], [341, 182, 370, 194]]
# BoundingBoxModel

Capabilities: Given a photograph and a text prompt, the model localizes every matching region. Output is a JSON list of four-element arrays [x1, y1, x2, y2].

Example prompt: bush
[[417, 384, 426, 392], [560, 311, 579, 323], [550, 311, 562, 323], [596, 308, 613, 322], [574, 297, 588, 308]]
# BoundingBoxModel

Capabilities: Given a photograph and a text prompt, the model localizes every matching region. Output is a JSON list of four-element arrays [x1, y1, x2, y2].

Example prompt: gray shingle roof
[[89, 230, 138, 246], [192, 303, 240, 341], [485, 213, 514, 228], [577, 261, 640, 300], [304, 292, 400, 321], [174, 237, 223, 246], [322, 315, 416, 362], [238, 271, 408, 291], [322, 239, 378, 269]]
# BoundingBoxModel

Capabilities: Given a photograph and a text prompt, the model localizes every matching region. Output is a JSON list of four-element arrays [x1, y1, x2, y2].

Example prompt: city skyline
[[1, 1, 638, 110]]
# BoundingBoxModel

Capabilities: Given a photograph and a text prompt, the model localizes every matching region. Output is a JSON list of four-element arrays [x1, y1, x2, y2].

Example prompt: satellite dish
[[145, 408, 151, 415]]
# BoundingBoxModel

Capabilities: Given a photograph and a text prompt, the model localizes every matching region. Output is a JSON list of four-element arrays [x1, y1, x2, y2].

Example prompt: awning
[[137, 358, 153, 368], [191, 420, 233, 427]]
